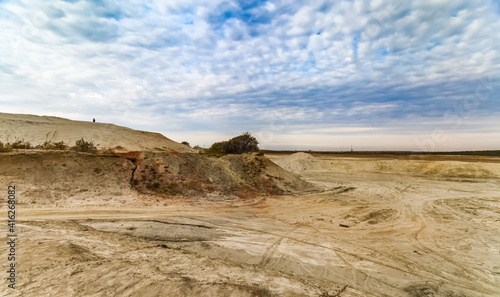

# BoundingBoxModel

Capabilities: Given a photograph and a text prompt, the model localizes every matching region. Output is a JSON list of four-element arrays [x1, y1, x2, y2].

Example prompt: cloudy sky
[[1, 0, 499, 151]]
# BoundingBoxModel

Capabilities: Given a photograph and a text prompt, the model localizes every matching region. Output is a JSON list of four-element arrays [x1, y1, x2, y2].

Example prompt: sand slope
[[0, 112, 192, 152], [0, 151, 320, 207], [273, 152, 326, 174]]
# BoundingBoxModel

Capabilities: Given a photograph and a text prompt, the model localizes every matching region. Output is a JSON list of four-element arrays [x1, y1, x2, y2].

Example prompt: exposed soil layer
[[0, 151, 319, 207], [130, 152, 319, 199]]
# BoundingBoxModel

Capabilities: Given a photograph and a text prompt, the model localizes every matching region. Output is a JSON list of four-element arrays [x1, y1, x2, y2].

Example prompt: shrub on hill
[[73, 138, 97, 153], [224, 132, 259, 154], [0, 139, 33, 151], [206, 132, 259, 156], [0, 139, 70, 152], [206, 141, 227, 155], [10, 139, 33, 149], [37, 141, 68, 150], [0, 141, 11, 152]]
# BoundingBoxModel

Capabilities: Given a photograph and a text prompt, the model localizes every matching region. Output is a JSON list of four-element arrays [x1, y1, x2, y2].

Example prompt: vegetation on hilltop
[[0, 139, 34, 152], [0, 138, 98, 153], [206, 132, 259, 156], [0, 141, 11, 152], [73, 138, 97, 153]]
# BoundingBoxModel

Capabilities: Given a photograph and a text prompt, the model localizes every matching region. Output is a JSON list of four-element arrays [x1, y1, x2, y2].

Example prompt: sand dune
[[273, 152, 326, 173], [0, 112, 193, 152]]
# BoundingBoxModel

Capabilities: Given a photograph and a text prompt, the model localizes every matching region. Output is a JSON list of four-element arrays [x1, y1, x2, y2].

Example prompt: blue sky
[[1, 0, 499, 151]]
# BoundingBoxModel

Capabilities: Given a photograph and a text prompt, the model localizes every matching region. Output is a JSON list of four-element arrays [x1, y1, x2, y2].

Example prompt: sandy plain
[[2, 152, 499, 297]]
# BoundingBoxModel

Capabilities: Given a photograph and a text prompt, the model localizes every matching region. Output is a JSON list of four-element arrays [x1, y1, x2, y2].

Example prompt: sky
[[1, 0, 500, 151]]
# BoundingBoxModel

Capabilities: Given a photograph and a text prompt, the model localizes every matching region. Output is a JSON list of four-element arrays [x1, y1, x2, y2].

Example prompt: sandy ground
[[1, 153, 500, 297]]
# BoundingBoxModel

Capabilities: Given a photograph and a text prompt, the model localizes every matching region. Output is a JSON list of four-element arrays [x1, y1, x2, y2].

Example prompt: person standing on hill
[[93, 118, 95, 122]]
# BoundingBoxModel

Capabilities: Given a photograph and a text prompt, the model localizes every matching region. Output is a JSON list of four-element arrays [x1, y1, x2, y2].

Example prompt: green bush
[[206, 141, 227, 155], [73, 138, 97, 153], [206, 132, 259, 155], [181, 141, 191, 147], [224, 132, 259, 154]]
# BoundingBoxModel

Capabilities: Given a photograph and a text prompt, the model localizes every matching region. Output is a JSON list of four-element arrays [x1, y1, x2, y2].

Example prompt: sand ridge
[[0, 112, 193, 153]]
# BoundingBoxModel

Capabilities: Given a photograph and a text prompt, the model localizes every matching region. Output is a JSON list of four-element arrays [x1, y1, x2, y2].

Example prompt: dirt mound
[[130, 152, 320, 199], [0, 112, 193, 152], [273, 152, 325, 174], [0, 151, 319, 206]]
